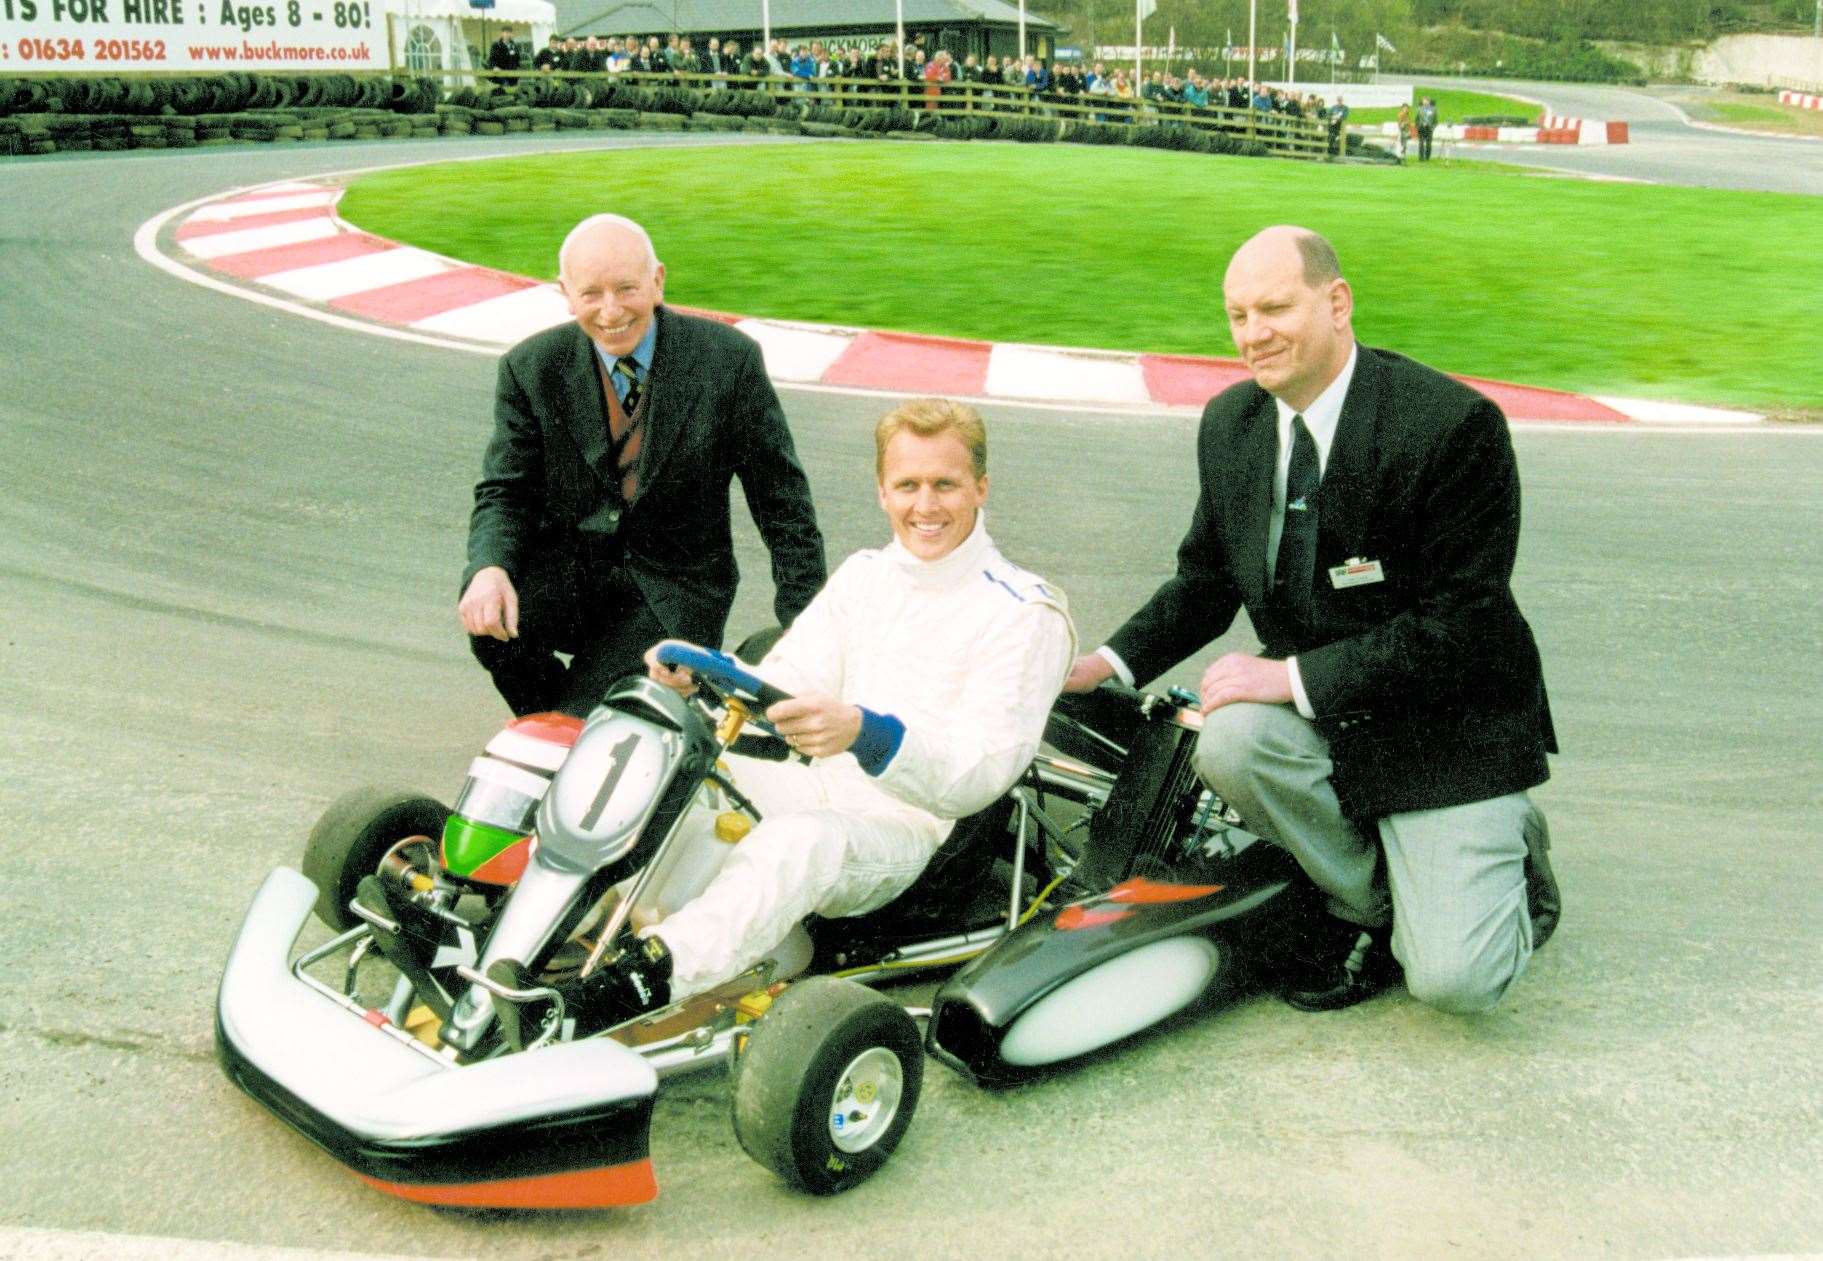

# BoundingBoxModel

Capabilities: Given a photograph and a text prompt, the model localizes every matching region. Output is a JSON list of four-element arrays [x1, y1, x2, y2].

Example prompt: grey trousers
[[1195, 702, 1541, 1014]]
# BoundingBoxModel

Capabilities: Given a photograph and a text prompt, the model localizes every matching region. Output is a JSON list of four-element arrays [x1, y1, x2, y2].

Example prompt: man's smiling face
[[560, 226, 665, 360]]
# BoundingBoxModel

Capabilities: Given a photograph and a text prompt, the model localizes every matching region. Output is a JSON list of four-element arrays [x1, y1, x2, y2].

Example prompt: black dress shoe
[[1283, 921, 1401, 1012], [1523, 810, 1561, 950]]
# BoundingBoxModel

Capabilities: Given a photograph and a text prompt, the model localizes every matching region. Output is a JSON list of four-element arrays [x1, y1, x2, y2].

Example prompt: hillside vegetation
[[1046, 0, 1817, 82]]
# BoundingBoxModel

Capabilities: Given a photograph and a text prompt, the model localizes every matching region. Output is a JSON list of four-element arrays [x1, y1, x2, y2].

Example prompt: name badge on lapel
[[1329, 557, 1385, 589]]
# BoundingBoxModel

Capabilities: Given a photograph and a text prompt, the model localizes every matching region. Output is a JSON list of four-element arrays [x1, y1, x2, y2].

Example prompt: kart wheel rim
[[827, 1046, 903, 1153]]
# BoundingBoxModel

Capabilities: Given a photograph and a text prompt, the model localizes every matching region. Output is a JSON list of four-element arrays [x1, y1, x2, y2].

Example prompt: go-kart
[[214, 642, 1319, 1210]]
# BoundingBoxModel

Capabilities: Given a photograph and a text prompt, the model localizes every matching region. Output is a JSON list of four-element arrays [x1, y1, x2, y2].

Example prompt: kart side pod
[[924, 842, 1318, 1085]]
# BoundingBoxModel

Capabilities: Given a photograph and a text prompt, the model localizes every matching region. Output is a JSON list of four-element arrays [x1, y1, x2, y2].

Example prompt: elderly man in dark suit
[[1065, 225, 1559, 1015], [460, 214, 826, 717]]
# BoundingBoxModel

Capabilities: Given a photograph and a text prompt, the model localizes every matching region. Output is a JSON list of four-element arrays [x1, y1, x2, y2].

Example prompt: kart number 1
[[579, 734, 639, 831]]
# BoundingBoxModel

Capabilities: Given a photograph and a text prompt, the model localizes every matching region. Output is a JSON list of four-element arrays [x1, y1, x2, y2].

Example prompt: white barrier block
[[258, 248, 454, 301], [411, 284, 570, 345], [986, 345, 1150, 405], [181, 217, 341, 260], [186, 190, 340, 222], [735, 320, 855, 382], [1591, 396, 1764, 425]]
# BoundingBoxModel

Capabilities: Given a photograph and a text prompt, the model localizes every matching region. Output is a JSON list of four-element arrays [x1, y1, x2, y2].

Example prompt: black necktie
[[1273, 415, 1319, 626]]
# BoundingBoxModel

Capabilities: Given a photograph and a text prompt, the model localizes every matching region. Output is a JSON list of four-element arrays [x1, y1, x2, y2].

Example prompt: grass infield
[[339, 142, 1821, 411], [1683, 91, 1823, 140], [1347, 88, 1540, 127]]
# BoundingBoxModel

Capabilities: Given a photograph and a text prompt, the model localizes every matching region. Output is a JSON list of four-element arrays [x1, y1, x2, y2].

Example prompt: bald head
[[558, 214, 666, 359], [1222, 225, 1355, 412], [558, 214, 659, 284], [1225, 225, 1341, 291]]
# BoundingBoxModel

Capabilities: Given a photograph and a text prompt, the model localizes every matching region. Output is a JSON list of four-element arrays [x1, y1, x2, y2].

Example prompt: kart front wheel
[[730, 976, 922, 1195], [301, 786, 449, 932]]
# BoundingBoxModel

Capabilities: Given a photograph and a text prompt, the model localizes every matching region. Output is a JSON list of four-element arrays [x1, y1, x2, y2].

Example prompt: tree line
[[1046, 0, 1815, 57]]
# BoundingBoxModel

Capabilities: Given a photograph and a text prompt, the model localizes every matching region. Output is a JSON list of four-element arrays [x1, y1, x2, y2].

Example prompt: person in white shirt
[[573, 398, 1076, 1016]]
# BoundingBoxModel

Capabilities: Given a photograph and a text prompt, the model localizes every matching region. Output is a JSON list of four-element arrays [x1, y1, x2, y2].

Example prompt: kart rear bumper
[[215, 867, 660, 1209]]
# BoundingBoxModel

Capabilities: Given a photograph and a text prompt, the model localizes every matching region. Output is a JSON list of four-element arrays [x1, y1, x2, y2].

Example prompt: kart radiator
[[1067, 706, 1203, 894]]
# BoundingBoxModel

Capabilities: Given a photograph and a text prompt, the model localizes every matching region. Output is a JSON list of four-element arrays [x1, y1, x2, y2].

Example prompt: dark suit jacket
[[1108, 345, 1555, 821], [465, 306, 827, 650]]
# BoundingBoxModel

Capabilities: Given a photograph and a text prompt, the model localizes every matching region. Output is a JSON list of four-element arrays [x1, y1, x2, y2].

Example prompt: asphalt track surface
[[1394, 75, 1823, 194], [4, 132, 1822, 1261]]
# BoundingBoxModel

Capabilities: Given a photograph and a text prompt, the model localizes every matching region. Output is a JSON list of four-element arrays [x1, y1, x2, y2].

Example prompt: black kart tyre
[[301, 786, 449, 932], [730, 977, 922, 1195]]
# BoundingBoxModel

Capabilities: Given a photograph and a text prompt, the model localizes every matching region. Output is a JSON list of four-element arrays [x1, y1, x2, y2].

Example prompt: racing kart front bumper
[[215, 867, 660, 1209]]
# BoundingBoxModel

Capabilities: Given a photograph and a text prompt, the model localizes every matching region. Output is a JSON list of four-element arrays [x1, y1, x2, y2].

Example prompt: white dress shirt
[[1098, 344, 1359, 719]]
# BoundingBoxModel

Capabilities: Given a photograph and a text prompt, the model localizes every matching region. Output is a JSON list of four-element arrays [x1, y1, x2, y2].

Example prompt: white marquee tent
[[386, 0, 555, 74]]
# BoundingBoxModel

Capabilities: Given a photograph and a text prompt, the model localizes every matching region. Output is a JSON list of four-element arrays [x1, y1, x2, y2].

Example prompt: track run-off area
[[3, 129, 1821, 1261]]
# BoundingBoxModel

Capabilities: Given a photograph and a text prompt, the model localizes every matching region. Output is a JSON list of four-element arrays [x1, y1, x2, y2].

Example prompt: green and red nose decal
[[442, 815, 531, 884], [441, 713, 583, 883]]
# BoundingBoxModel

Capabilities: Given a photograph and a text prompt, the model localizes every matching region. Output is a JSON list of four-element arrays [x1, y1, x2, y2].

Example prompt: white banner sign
[[0, 0, 386, 72]]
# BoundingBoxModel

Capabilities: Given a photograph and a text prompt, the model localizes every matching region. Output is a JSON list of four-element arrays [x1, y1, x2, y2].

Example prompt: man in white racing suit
[[588, 397, 1076, 1010]]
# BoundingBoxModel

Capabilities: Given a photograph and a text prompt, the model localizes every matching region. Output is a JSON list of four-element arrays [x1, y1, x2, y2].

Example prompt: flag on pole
[[1375, 32, 1397, 52], [1137, 0, 1157, 19], [1288, 0, 1298, 23]]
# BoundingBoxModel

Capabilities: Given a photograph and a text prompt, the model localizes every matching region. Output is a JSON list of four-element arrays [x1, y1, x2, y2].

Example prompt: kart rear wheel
[[730, 976, 922, 1195], [302, 786, 449, 932]]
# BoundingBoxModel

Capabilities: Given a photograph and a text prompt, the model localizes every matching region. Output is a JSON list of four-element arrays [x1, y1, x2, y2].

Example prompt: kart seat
[[808, 794, 1017, 945]]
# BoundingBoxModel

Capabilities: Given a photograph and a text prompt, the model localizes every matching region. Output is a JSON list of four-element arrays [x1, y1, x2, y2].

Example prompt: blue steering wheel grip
[[653, 642, 793, 711]]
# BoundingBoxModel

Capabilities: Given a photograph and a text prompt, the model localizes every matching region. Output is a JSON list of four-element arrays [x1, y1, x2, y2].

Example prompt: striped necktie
[[612, 355, 642, 414]]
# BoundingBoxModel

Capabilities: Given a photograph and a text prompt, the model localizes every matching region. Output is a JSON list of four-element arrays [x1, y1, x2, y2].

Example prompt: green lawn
[[1707, 102, 1793, 125], [338, 142, 1822, 410], [1347, 87, 1540, 127], [1692, 96, 1823, 139]]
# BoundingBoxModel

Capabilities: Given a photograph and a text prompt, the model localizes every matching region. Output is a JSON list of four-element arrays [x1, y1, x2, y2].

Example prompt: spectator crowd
[[485, 30, 1352, 151]]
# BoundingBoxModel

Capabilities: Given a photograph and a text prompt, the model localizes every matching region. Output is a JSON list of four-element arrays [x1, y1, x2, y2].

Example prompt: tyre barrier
[[0, 72, 1325, 160]]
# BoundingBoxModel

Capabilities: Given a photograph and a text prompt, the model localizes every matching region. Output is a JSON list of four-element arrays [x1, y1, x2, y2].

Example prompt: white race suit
[[651, 514, 1076, 995]]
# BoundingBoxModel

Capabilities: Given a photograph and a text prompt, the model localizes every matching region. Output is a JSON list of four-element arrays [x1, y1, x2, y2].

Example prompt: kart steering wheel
[[654, 642, 793, 733]]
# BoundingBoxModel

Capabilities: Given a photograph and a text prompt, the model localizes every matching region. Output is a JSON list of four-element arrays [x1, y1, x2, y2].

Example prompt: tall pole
[[1247, 0, 1256, 87], [1134, 0, 1142, 90], [761, 0, 770, 57], [1287, 0, 1297, 88], [1019, 0, 1026, 60], [895, 0, 904, 75]]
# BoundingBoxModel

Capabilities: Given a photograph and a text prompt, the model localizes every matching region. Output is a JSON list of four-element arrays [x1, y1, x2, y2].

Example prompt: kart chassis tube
[[216, 867, 662, 1204]]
